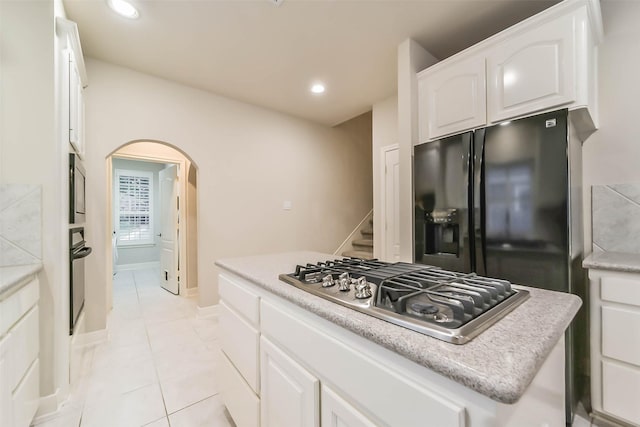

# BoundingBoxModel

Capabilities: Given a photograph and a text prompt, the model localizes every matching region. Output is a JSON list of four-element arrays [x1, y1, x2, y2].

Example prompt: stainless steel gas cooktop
[[279, 258, 529, 344]]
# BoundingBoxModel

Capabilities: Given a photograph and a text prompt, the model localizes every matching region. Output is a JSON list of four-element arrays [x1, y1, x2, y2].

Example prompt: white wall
[[582, 0, 640, 253], [0, 0, 70, 409], [372, 96, 398, 260], [111, 158, 165, 267], [83, 59, 373, 332], [397, 40, 439, 262]]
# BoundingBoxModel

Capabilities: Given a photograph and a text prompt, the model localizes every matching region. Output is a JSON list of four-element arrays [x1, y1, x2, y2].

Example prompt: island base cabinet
[[260, 337, 319, 427], [321, 385, 376, 427], [218, 350, 259, 427]]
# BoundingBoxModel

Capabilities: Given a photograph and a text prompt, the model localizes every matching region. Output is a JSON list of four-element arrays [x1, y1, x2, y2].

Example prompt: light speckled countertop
[[0, 263, 42, 298], [583, 251, 640, 273], [216, 251, 581, 404]]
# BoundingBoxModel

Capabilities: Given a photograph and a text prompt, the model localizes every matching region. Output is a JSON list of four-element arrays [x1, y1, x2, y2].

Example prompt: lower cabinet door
[[321, 385, 376, 427], [12, 359, 39, 427], [602, 360, 640, 425], [260, 336, 319, 427], [0, 334, 13, 427], [218, 351, 259, 427]]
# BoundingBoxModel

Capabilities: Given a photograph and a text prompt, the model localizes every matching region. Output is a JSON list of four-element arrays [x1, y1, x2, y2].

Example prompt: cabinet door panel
[[218, 351, 259, 427], [12, 359, 39, 427], [602, 306, 640, 367], [418, 54, 486, 141], [10, 307, 38, 391], [219, 273, 260, 326], [602, 360, 640, 425], [219, 301, 260, 393], [321, 385, 376, 427], [487, 13, 575, 122], [601, 276, 640, 307], [260, 336, 319, 427]]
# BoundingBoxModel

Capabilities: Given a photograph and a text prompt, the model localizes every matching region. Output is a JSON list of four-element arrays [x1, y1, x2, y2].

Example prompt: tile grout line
[[604, 184, 640, 209], [136, 269, 172, 426]]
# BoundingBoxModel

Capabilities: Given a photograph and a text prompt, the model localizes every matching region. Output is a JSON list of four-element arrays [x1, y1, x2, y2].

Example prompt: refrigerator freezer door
[[414, 132, 472, 273], [479, 110, 569, 291]]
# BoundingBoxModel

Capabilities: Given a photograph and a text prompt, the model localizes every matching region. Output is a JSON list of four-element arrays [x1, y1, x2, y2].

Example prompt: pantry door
[[159, 164, 179, 294]]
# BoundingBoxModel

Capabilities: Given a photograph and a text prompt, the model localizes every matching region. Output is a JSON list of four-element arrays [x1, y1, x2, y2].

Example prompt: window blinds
[[118, 172, 153, 244]]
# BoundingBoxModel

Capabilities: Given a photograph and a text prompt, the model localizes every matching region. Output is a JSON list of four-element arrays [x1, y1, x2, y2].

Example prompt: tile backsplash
[[0, 184, 42, 267], [592, 183, 640, 254]]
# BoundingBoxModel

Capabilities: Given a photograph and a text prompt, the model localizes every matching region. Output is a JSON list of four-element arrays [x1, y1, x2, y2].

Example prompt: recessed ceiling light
[[311, 83, 325, 94], [107, 0, 139, 19]]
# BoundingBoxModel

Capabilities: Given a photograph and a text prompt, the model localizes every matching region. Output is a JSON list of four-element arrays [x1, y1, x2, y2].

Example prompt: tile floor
[[31, 267, 605, 427], [33, 268, 235, 427]]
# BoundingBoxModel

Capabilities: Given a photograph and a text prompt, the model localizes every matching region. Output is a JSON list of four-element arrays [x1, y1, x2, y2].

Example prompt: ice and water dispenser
[[424, 208, 460, 256]]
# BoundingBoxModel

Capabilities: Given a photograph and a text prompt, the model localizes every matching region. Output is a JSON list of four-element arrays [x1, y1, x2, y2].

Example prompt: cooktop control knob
[[338, 272, 351, 292], [354, 276, 372, 299], [322, 274, 335, 288]]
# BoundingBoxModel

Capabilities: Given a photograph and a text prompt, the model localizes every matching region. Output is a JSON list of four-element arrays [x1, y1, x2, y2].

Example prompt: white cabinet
[[321, 385, 376, 427], [486, 13, 576, 123], [218, 274, 261, 427], [589, 269, 640, 426], [68, 49, 85, 156], [418, 54, 486, 140], [416, 0, 601, 143], [217, 269, 565, 427], [56, 18, 87, 158], [260, 336, 319, 427], [0, 276, 40, 427]]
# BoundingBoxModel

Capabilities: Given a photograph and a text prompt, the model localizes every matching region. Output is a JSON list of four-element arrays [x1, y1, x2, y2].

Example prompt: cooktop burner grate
[[280, 257, 529, 344]]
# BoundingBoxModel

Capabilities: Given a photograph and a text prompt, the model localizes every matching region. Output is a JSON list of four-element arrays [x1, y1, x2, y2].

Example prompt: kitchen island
[[215, 251, 581, 427]]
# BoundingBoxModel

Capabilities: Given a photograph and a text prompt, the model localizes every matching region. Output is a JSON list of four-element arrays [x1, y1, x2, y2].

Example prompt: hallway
[[34, 268, 234, 427]]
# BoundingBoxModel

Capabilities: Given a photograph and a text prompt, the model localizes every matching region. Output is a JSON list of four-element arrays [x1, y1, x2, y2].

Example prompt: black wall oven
[[69, 227, 91, 334], [69, 153, 86, 224]]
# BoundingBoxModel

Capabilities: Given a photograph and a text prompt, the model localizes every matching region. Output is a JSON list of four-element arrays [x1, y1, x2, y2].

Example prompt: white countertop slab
[[583, 251, 640, 273], [0, 263, 42, 298], [215, 251, 581, 404]]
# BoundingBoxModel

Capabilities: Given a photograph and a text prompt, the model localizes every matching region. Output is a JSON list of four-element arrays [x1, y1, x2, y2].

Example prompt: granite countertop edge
[[216, 252, 580, 404], [0, 263, 43, 298], [583, 251, 640, 273]]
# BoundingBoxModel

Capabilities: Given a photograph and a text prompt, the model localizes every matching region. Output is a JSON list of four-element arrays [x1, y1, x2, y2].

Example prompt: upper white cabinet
[[418, 54, 486, 140], [56, 18, 88, 158], [417, 0, 602, 143], [486, 13, 576, 122]]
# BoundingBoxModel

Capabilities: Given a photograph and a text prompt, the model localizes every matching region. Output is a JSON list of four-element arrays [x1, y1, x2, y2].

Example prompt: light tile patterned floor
[[33, 268, 235, 427]]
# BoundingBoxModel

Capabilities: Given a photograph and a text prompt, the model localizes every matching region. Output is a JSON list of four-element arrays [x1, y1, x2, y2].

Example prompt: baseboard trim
[[186, 286, 199, 297], [114, 261, 160, 272], [34, 388, 62, 421], [197, 303, 219, 318]]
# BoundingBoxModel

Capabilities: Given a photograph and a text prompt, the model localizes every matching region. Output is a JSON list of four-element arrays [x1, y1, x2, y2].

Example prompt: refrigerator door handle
[[473, 129, 487, 276]]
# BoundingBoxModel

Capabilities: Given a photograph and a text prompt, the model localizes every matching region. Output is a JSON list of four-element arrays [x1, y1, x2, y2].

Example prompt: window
[[116, 169, 154, 245]]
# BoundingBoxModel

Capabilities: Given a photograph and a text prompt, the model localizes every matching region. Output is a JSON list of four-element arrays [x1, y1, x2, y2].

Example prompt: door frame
[[379, 144, 399, 262], [107, 152, 189, 304]]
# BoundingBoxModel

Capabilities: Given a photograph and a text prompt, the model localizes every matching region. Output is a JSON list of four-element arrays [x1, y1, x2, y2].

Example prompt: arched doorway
[[106, 140, 198, 310]]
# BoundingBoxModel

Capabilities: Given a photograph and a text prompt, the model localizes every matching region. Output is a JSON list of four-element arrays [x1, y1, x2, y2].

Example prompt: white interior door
[[384, 147, 400, 261], [159, 164, 179, 294]]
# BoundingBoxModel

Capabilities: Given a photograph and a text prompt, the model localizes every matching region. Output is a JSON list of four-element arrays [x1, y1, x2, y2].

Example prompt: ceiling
[[63, 0, 560, 126]]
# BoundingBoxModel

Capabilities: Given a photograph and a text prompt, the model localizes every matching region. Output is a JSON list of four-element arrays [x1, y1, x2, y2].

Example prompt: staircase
[[341, 218, 374, 260]]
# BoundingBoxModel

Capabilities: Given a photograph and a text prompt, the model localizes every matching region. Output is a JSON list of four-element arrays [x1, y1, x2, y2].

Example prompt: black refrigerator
[[414, 109, 588, 426]]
